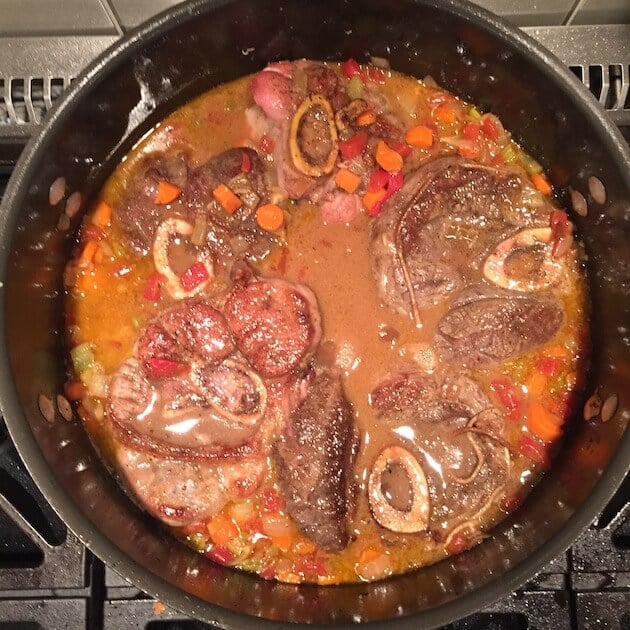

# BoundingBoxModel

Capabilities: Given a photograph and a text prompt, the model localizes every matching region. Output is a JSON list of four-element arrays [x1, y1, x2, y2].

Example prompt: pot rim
[[0, 0, 628, 627]]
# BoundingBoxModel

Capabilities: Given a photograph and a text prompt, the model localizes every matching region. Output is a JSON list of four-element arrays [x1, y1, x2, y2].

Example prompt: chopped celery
[[131, 316, 143, 329], [468, 106, 482, 120], [347, 75, 363, 100], [70, 342, 94, 373], [501, 143, 519, 164], [521, 154, 543, 175]]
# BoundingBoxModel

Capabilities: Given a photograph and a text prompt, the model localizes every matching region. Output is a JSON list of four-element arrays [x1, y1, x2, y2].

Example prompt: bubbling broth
[[64, 60, 589, 584]]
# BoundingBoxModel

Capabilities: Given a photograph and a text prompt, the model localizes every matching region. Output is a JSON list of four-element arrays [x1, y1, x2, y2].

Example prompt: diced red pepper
[[259, 133, 275, 155], [339, 131, 368, 160], [368, 169, 390, 193], [342, 58, 363, 79], [146, 357, 189, 379], [389, 139, 412, 158], [550, 210, 569, 238], [243, 516, 264, 533], [387, 170, 404, 195], [260, 564, 276, 580], [537, 356, 559, 378], [462, 122, 481, 141], [368, 66, 386, 82], [241, 151, 251, 173], [490, 377, 522, 421], [143, 272, 164, 301], [179, 262, 209, 292], [500, 494, 523, 514], [296, 557, 326, 576], [262, 487, 284, 512], [490, 153, 505, 166], [446, 533, 468, 555], [518, 434, 551, 467], [207, 546, 234, 565], [481, 115, 500, 141]]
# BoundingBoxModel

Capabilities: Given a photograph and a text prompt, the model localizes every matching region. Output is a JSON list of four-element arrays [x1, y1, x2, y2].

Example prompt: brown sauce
[[65, 62, 589, 584]]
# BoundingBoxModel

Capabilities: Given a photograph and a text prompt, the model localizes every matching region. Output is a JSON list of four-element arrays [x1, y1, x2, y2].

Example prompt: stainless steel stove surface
[[0, 2, 629, 628]]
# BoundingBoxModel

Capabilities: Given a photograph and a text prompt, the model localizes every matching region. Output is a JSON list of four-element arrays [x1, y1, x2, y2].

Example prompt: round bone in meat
[[153, 218, 214, 300], [483, 227, 564, 292], [368, 446, 430, 533]]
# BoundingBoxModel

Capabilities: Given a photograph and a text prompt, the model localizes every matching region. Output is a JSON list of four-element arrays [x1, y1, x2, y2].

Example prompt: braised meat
[[275, 365, 357, 551], [435, 288, 564, 365], [370, 157, 554, 315], [370, 370, 510, 539], [223, 264, 322, 378]]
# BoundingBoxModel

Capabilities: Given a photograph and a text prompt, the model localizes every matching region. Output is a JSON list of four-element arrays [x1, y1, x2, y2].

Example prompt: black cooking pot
[[1, 0, 628, 626]]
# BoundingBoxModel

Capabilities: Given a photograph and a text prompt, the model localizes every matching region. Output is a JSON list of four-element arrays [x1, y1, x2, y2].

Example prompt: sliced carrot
[[362, 188, 387, 212], [527, 402, 563, 442], [79, 240, 99, 263], [91, 200, 113, 227], [355, 110, 377, 126], [532, 173, 552, 196], [256, 203, 285, 231], [526, 371, 547, 397], [206, 514, 239, 547], [154, 180, 182, 205], [334, 168, 362, 193], [212, 183, 242, 214], [375, 140, 403, 173], [433, 105, 458, 124], [405, 125, 433, 148]]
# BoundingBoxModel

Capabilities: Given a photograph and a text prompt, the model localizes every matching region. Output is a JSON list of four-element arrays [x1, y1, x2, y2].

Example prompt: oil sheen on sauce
[[66, 66, 589, 584]]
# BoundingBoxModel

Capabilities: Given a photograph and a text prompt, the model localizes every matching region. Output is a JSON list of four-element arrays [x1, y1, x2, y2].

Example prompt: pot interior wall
[[2, 0, 628, 625]]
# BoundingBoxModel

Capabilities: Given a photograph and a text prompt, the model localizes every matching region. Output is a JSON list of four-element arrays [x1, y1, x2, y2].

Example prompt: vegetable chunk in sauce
[[64, 59, 588, 585]]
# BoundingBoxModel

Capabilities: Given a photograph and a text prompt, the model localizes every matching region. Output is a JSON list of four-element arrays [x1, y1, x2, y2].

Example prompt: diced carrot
[[433, 106, 458, 124], [405, 125, 433, 148], [526, 371, 547, 397], [375, 140, 403, 173], [527, 402, 563, 442], [293, 539, 317, 555], [154, 180, 182, 205], [334, 168, 362, 194], [355, 110, 376, 126], [363, 188, 387, 215], [518, 434, 551, 467], [358, 547, 382, 564], [271, 534, 293, 552], [212, 183, 242, 214], [532, 173, 552, 195], [256, 203, 285, 231], [91, 201, 113, 227], [457, 143, 481, 159], [206, 514, 239, 547], [79, 240, 99, 263], [546, 344, 570, 358]]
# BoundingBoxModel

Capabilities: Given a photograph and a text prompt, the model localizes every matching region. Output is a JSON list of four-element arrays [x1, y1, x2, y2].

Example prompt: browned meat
[[184, 147, 280, 263], [115, 152, 188, 253], [305, 64, 349, 111], [223, 266, 322, 378], [136, 301, 233, 378], [371, 370, 510, 539], [370, 157, 554, 315], [435, 290, 564, 365], [116, 445, 228, 527], [275, 366, 357, 551], [108, 358, 265, 460]]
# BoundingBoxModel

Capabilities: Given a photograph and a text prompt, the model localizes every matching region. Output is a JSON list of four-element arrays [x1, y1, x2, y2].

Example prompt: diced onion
[[370, 56, 390, 69], [347, 75, 363, 100]]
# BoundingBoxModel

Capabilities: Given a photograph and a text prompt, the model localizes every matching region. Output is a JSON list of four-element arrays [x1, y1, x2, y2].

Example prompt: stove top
[[0, 2, 629, 628]]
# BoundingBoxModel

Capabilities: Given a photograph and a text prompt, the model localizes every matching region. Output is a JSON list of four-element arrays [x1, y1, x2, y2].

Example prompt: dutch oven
[[0, 0, 628, 626]]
